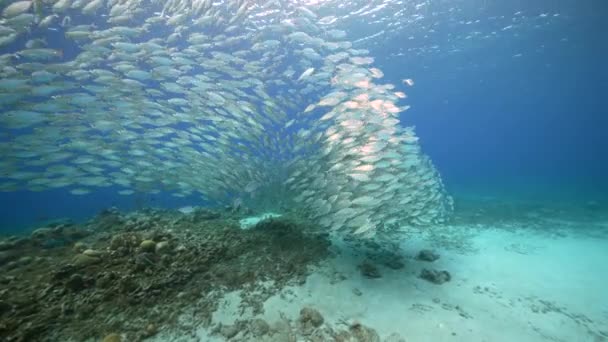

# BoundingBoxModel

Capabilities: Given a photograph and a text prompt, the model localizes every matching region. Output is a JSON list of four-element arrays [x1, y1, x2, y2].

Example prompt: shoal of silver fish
[[0, 0, 453, 237]]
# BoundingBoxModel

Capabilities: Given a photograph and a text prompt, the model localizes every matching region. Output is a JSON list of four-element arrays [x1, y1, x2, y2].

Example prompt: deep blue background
[[379, 0, 607, 201], [0, 1, 605, 232]]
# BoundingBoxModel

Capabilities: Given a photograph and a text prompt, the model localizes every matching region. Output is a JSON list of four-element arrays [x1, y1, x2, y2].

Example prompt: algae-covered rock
[[417, 249, 440, 262], [110, 233, 141, 250], [359, 261, 382, 279], [270, 319, 296, 342], [4, 261, 18, 270], [117, 276, 138, 294], [139, 240, 156, 252], [73, 242, 87, 253], [109, 235, 124, 250], [219, 323, 239, 339], [298, 307, 324, 335], [102, 333, 122, 342], [419, 269, 451, 284], [66, 274, 85, 291], [17, 256, 32, 266], [0, 250, 19, 266], [0, 241, 13, 251], [95, 272, 116, 289], [0, 300, 12, 315], [31, 227, 53, 240], [384, 257, 405, 270], [349, 322, 381, 342], [0, 239, 22, 251], [73, 254, 100, 267], [155, 241, 171, 254], [144, 323, 157, 337], [300, 307, 324, 327], [250, 318, 270, 337]]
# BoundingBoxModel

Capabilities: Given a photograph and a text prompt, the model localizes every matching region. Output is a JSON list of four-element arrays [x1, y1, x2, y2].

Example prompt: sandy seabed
[[153, 216, 608, 342], [2, 203, 606, 342]]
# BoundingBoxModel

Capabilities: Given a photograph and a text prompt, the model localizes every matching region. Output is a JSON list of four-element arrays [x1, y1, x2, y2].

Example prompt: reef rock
[[110, 233, 141, 251], [155, 241, 171, 254], [270, 319, 296, 341], [144, 324, 157, 337], [359, 261, 382, 279], [219, 323, 239, 339], [65, 274, 85, 291], [73, 254, 100, 267], [417, 249, 440, 262], [419, 269, 451, 284], [348, 321, 381, 342], [249, 318, 270, 337], [139, 240, 156, 252], [31, 227, 54, 240], [0, 250, 19, 266], [73, 242, 87, 253], [0, 300, 12, 315], [298, 307, 324, 335], [0, 241, 14, 251]]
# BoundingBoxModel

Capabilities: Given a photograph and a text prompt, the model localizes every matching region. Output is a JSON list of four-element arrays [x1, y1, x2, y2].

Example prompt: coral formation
[[0, 208, 329, 341], [419, 269, 451, 284]]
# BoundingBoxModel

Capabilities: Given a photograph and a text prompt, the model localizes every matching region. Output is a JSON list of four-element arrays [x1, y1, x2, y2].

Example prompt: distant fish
[[2, 1, 32, 18], [70, 188, 91, 195], [17, 48, 63, 60], [244, 181, 260, 193], [297, 67, 315, 82], [318, 16, 337, 25]]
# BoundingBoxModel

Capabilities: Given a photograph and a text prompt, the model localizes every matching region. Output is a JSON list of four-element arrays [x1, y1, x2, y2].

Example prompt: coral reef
[[419, 269, 451, 284], [0, 208, 330, 341], [416, 249, 440, 262]]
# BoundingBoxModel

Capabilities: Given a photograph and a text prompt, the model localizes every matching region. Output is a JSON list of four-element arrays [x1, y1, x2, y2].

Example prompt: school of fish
[[0, 0, 453, 236]]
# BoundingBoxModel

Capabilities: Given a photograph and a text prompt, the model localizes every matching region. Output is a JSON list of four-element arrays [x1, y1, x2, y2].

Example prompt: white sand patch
[[177, 206, 196, 214], [238, 213, 282, 229], [201, 226, 608, 341]]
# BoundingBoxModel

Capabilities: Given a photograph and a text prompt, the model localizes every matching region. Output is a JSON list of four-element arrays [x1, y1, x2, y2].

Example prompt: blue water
[[384, 1, 607, 202], [0, 1, 605, 232], [1, 2, 607, 342]]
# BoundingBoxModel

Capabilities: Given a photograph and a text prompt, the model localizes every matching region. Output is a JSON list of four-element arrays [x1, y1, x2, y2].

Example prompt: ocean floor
[[1, 200, 607, 342], [152, 204, 608, 342]]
